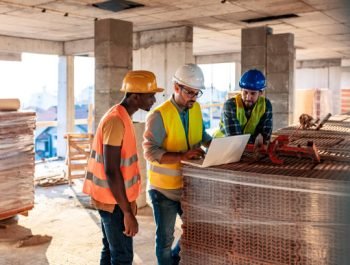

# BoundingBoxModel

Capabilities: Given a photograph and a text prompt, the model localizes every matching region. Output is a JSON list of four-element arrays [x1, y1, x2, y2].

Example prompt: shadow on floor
[[0, 217, 51, 265]]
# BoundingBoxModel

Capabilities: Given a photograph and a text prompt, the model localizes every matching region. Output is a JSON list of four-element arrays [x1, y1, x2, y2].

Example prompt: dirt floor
[[0, 179, 181, 265]]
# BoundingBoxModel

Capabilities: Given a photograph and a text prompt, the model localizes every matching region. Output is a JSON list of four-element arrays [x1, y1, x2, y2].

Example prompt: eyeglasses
[[178, 84, 203, 98]]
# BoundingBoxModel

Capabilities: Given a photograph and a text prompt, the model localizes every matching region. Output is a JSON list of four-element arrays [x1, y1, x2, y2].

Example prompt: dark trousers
[[149, 189, 183, 265], [98, 205, 133, 265]]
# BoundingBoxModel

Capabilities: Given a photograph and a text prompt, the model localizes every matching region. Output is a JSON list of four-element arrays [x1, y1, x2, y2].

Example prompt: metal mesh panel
[[180, 114, 350, 265]]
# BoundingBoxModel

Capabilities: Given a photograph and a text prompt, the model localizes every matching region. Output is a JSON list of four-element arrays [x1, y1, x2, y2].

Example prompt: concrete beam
[[134, 26, 193, 50], [296, 58, 341, 69], [0, 35, 63, 55], [64, 38, 94, 56], [0, 52, 21, 61], [195, 52, 241, 64]]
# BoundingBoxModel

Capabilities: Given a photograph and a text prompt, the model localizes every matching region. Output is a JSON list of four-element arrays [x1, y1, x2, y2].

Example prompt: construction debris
[[15, 234, 52, 248], [36, 175, 68, 187], [299, 113, 318, 129]]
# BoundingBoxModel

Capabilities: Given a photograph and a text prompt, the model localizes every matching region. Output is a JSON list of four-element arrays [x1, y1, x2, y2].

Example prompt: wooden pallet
[[64, 133, 93, 185]]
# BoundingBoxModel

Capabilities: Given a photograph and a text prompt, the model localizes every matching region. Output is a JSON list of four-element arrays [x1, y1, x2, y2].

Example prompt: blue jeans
[[98, 205, 133, 265], [149, 189, 183, 265]]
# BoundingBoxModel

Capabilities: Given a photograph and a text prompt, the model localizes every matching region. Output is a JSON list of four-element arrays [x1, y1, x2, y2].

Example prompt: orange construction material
[[0, 98, 20, 111]]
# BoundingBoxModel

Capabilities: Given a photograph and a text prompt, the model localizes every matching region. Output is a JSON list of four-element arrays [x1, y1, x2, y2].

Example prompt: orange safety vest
[[82, 104, 141, 204]]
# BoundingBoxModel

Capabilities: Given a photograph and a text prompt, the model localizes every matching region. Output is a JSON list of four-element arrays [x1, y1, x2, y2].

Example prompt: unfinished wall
[[132, 26, 194, 121], [296, 59, 342, 117]]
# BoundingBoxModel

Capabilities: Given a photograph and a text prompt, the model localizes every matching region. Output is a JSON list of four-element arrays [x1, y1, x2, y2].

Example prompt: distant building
[[29, 104, 89, 160]]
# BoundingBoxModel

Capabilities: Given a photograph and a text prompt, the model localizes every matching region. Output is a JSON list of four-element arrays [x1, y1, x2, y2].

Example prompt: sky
[[0, 53, 94, 106]]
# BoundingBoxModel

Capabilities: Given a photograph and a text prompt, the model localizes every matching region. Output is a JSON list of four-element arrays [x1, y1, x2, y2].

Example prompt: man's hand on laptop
[[182, 148, 205, 160]]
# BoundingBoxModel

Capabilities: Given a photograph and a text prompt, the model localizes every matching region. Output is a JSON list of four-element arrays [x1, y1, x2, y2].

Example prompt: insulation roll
[[0, 98, 20, 111]]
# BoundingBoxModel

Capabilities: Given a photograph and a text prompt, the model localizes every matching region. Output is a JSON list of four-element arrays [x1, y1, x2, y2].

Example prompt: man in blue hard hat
[[213, 69, 273, 143]]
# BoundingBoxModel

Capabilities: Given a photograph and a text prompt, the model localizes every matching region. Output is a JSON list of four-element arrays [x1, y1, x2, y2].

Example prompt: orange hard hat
[[120, 70, 164, 93]]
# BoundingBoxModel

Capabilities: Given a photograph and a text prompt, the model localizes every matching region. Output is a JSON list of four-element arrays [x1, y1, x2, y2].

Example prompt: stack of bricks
[[180, 114, 350, 265]]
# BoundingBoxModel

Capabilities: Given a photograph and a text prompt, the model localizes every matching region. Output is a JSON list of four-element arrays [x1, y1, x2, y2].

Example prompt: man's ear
[[130, 93, 139, 101], [174, 83, 180, 93]]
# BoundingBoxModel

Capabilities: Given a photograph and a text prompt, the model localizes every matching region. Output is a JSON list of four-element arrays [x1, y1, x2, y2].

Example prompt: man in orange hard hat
[[83, 70, 163, 265]]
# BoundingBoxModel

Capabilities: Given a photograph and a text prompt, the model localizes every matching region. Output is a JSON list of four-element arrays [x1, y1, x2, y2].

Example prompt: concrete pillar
[[241, 26, 272, 75], [133, 26, 194, 121], [57, 56, 75, 158], [267, 33, 295, 129], [241, 26, 295, 130], [94, 19, 132, 126]]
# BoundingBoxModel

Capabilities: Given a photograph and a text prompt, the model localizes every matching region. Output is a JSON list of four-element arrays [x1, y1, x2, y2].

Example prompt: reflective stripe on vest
[[148, 100, 202, 189], [91, 150, 138, 167], [82, 104, 140, 204], [149, 164, 182, 177], [85, 171, 140, 189]]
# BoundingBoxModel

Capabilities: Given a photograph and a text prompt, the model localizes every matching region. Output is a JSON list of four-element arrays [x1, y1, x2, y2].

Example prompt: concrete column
[[94, 19, 132, 126], [133, 26, 194, 121], [241, 26, 272, 75], [57, 56, 75, 158], [267, 33, 295, 129], [241, 26, 295, 130]]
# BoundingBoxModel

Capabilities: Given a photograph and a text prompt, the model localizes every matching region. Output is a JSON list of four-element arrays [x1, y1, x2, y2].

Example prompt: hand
[[123, 212, 138, 237], [182, 148, 205, 160]]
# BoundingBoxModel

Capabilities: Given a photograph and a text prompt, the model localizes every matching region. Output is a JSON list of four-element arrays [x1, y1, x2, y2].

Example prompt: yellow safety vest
[[148, 100, 203, 189], [213, 94, 266, 137]]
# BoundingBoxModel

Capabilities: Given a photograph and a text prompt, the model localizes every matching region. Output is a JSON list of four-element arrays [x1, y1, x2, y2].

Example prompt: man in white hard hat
[[83, 70, 164, 265], [143, 64, 212, 265]]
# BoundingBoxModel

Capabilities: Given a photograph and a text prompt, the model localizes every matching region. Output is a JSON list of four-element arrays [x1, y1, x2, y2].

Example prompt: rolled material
[[0, 98, 20, 111]]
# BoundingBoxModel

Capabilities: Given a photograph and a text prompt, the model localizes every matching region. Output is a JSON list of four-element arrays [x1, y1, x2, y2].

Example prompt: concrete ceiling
[[0, 0, 349, 60]]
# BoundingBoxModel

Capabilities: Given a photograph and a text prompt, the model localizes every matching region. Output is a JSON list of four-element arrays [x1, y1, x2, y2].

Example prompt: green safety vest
[[213, 94, 266, 138]]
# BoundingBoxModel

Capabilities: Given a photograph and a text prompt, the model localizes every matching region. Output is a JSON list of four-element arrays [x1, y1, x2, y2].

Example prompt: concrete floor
[[0, 180, 181, 265]]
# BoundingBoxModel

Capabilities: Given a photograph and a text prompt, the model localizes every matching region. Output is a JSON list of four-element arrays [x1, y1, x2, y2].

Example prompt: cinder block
[[242, 26, 272, 47], [241, 65, 266, 76], [267, 54, 294, 73], [267, 72, 291, 93], [267, 92, 290, 114], [95, 19, 132, 44], [95, 42, 132, 67], [241, 46, 266, 68], [267, 33, 294, 55]]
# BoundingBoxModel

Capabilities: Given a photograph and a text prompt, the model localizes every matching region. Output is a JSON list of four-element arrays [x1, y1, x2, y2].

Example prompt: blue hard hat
[[239, 69, 266, 91]]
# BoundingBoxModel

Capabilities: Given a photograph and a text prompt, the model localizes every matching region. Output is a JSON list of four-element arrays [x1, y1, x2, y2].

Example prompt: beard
[[244, 100, 254, 108], [185, 100, 196, 108]]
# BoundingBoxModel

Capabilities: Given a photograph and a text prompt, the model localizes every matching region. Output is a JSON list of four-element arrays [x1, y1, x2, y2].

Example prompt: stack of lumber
[[0, 110, 36, 220]]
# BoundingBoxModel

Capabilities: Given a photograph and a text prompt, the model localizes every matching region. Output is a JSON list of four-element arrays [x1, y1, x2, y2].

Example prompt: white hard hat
[[173, 64, 205, 90]]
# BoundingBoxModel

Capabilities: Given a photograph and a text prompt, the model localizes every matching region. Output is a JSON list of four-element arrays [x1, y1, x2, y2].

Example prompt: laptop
[[181, 134, 250, 168]]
